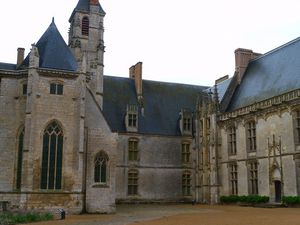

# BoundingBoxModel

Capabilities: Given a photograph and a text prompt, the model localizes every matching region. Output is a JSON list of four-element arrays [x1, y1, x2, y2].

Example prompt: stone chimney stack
[[90, 0, 99, 5], [235, 48, 261, 83], [17, 48, 25, 67], [129, 62, 143, 100]]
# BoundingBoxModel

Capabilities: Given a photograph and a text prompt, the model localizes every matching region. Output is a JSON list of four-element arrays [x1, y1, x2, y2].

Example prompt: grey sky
[[1, 0, 300, 86]]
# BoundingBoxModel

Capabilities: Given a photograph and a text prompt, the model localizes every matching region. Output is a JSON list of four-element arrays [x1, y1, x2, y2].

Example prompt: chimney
[[90, 0, 99, 5], [17, 48, 25, 67], [234, 48, 260, 83], [129, 62, 143, 100]]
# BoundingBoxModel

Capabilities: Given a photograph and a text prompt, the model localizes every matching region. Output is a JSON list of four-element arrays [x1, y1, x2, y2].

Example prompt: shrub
[[220, 195, 269, 204], [0, 212, 53, 225], [282, 196, 300, 205]]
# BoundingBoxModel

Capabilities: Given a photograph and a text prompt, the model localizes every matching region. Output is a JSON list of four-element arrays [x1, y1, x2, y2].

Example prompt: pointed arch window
[[82, 17, 89, 36], [41, 121, 63, 190], [16, 128, 25, 190], [94, 152, 108, 184]]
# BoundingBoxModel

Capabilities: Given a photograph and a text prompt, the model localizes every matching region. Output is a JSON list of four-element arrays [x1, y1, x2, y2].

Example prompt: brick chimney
[[17, 48, 25, 67], [235, 48, 261, 83], [129, 62, 143, 101], [90, 0, 99, 5]]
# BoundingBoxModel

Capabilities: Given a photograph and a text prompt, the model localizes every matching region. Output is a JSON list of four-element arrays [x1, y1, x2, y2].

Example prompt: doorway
[[274, 180, 281, 203]]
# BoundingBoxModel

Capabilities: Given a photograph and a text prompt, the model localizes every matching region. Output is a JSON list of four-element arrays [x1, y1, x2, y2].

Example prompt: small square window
[[50, 83, 63, 95]]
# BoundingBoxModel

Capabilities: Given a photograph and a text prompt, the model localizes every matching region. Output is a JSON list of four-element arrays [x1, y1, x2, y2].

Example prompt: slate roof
[[103, 76, 207, 136], [206, 77, 232, 102], [0, 63, 16, 71], [22, 19, 77, 72], [69, 0, 106, 22], [227, 37, 300, 112]]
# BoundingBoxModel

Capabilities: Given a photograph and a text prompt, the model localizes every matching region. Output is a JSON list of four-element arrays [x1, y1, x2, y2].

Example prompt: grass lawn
[[0, 211, 53, 225]]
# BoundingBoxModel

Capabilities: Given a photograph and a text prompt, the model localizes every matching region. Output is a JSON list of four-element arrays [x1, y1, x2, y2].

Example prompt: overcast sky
[[1, 0, 300, 86]]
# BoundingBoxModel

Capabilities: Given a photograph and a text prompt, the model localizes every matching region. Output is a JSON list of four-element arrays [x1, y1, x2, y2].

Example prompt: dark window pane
[[50, 83, 56, 94], [57, 84, 63, 95]]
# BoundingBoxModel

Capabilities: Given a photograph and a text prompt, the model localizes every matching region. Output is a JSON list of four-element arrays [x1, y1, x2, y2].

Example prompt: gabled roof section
[[0, 63, 16, 71], [103, 76, 208, 136], [206, 77, 232, 102], [22, 19, 77, 72], [227, 36, 300, 112], [69, 0, 106, 22]]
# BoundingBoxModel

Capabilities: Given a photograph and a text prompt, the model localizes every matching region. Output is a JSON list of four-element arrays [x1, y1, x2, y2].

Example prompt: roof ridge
[[250, 36, 300, 63]]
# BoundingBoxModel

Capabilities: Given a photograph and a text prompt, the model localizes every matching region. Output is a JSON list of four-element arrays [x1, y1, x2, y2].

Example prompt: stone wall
[[116, 134, 195, 202]]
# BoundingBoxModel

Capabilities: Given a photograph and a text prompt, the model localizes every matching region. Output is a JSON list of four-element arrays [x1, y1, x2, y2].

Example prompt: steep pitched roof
[[69, 0, 106, 21], [206, 77, 232, 102], [103, 76, 207, 136], [22, 19, 77, 71], [227, 37, 300, 111]]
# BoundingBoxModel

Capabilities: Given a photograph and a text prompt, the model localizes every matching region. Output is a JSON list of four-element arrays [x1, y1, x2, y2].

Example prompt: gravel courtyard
[[24, 204, 300, 225]]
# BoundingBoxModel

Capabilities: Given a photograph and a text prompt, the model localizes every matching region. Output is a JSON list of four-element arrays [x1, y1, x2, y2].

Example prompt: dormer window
[[180, 109, 192, 135], [126, 105, 138, 132], [82, 17, 89, 36], [50, 83, 63, 95]]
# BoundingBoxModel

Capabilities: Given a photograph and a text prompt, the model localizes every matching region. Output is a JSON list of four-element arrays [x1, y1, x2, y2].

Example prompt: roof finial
[[52, 17, 55, 24]]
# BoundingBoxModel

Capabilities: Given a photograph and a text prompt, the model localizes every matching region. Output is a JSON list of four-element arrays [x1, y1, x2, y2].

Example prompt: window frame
[[40, 121, 63, 190], [246, 121, 256, 152], [128, 138, 139, 162], [182, 171, 192, 196], [181, 142, 191, 164], [294, 110, 300, 145], [94, 151, 109, 185], [81, 16, 89, 36], [248, 161, 258, 195], [228, 125, 237, 155], [128, 169, 138, 196], [229, 163, 238, 195], [16, 127, 25, 190], [50, 83, 64, 95]]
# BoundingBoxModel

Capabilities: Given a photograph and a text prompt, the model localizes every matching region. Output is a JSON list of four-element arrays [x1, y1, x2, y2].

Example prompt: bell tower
[[69, 0, 106, 107]]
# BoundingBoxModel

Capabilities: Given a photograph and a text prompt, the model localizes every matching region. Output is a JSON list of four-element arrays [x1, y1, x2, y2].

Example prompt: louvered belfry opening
[[82, 16, 89, 36]]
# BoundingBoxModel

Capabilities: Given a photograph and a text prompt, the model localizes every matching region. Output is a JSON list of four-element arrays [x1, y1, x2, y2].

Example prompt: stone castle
[[0, 0, 299, 213]]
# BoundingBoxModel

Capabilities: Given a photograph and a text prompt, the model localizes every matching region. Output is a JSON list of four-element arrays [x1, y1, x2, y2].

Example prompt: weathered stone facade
[[0, 0, 299, 215]]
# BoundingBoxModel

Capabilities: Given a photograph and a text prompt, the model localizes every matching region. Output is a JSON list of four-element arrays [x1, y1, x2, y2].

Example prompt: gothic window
[[228, 126, 237, 155], [128, 138, 138, 161], [94, 152, 108, 183], [182, 142, 191, 163], [128, 169, 138, 195], [181, 109, 192, 135], [41, 121, 63, 190], [126, 105, 138, 132], [246, 121, 256, 152], [248, 161, 258, 195], [50, 83, 63, 95], [16, 128, 24, 190], [229, 163, 238, 195], [82, 17, 89, 36], [182, 171, 192, 196], [295, 110, 300, 144]]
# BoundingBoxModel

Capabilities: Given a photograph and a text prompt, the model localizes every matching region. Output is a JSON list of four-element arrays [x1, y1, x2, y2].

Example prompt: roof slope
[[103, 76, 207, 136], [69, 0, 105, 21], [22, 20, 77, 71], [227, 37, 300, 111], [0, 63, 16, 70]]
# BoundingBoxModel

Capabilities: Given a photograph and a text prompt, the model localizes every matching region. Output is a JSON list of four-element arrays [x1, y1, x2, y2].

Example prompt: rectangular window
[[182, 143, 190, 163], [22, 84, 27, 95], [228, 126, 237, 155], [229, 163, 238, 195], [128, 139, 138, 161], [128, 113, 137, 127], [128, 170, 138, 195], [183, 117, 191, 132], [296, 111, 300, 144], [246, 121, 256, 152], [182, 172, 191, 196], [50, 83, 63, 95], [248, 161, 258, 195]]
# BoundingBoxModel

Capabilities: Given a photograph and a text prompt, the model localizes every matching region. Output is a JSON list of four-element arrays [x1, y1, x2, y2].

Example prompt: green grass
[[0, 212, 53, 225]]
